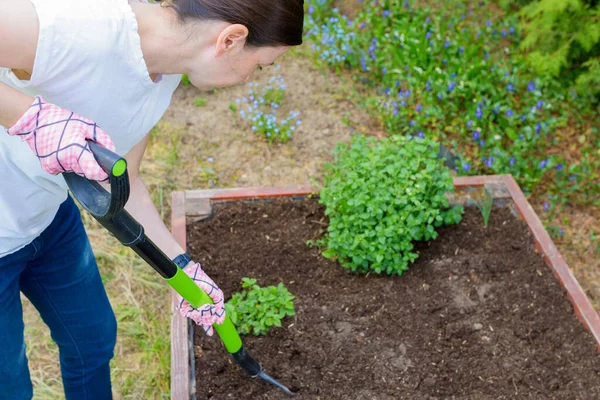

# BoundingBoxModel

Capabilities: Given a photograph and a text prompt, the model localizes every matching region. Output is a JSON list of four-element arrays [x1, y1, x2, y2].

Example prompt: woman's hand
[[6, 95, 116, 181], [177, 262, 226, 336]]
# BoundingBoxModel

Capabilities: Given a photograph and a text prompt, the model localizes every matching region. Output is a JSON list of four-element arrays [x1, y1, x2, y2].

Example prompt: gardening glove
[[177, 262, 226, 336], [6, 95, 116, 182]]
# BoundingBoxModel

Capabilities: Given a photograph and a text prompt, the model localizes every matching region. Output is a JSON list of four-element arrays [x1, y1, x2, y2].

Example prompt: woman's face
[[184, 23, 290, 90]]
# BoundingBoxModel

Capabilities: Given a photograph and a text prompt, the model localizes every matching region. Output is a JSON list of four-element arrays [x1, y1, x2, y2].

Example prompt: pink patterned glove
[[177, 262, 226, 336], [6, 95, 116, 181]]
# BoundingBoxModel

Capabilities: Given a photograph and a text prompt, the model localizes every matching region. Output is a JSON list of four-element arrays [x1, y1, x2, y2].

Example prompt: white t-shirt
[[0, 0, 181, 257]]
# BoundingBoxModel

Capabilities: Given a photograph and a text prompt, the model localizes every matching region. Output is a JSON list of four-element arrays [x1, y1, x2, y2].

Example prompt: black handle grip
[[63, 140, 130, 220]]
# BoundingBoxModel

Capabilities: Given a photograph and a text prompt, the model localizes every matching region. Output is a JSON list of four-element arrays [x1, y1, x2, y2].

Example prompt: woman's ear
[[215, 24, 249, 56]]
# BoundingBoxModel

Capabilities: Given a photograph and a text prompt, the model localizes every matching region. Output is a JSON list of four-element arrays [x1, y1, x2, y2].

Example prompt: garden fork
[[62, 140, 296, 397]]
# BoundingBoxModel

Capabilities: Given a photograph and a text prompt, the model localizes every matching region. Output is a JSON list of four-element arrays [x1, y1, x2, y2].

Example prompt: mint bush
[[225, 278, 295, 336], [318, 134, 464, 275]]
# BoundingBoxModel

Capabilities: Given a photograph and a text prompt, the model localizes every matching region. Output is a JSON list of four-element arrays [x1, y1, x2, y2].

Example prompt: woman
[[0, 0, 304, 398]]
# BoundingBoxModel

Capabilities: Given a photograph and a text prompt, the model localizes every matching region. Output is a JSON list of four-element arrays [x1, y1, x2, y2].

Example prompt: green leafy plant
[[519, 0, 600, 96], [193, 97, 207, 107], [225, 278, 295, 336], [471, 186, 494, 227], [180, 74, 192, 86], [317, 134, 464, 275]]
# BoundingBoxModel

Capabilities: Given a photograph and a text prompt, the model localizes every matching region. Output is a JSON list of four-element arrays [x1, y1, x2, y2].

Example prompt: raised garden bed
[[170, 175, 600, 399]]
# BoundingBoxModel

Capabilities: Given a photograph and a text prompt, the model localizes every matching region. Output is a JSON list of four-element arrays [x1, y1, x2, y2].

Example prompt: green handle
[[166, 268, 243, 353]]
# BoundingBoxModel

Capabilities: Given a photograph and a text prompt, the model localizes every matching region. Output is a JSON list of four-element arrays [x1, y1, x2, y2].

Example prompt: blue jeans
[[0, 196, 116, 399]]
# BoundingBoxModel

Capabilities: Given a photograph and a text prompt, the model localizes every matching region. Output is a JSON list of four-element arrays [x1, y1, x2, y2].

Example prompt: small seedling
[[472, 187, 494, 227], [193, 97, 207, 107], [225, 278, 295, 336], [180, 74, 192, 86]]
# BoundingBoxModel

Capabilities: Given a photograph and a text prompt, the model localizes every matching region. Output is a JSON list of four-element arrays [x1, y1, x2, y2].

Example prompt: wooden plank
[[501, 175, 600, 351], [170, 191, 191, 400], [184, 185, 315, 201]]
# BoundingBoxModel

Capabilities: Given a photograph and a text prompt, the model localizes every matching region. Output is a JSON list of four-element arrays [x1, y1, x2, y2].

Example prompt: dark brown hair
[[163, 0, 305, 47]]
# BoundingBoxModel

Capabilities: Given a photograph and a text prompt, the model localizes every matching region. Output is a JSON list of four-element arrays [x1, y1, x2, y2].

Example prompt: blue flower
[[484, 157, 494, 167], [506, 109, 514, 118], [527, 81, 536, 92], [521, 115, 527, 122], [509, 157, 516, 166], [506, 83, 514, 92], [509, 26, 516, 34], [462, 163, 471, 171], [486, 20, 492, 27], [360, 58, 368, 71], [536, 100, 544, 110], [360, 22, 366, 29], [472, 130, 480, 140], [393, 108, 399, 117], [459, 47, 464, 54], [426, 80, 432, 91], [207, 157, 214, 163], [382, 67, 387, 75], [539, 159, 548, 169], [416, 104, 422, 112], [536, 123, 541, 133], [479, 140, 485, 147], [476, 107, 483, 119], [426, 31, 432, 40], [410, 120, 417, 127], [544, 202, 549, 211], [447, 81, 455, 92], [308, 4, 314, 14], [501, 30, 507, 37], [418, 131, 424, 138], [467, 120, 473, 129], [438, 93, 444, 100], [443, 59, 447, 65], [382, 10, 390, 17], [444, 41, 450, 48], [556, 164, 563, 171]]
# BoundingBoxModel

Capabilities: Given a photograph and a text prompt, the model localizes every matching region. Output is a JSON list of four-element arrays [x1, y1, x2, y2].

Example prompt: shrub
[[225, 278, 295, 336], [516, 0, 600, 97], [317, 134, 464, 275]]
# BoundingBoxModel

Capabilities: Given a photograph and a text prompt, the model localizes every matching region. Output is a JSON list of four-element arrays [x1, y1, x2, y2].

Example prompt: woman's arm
[[0, 0, 38, 70], [0, 0, 39, 126], [122, 135, 226, 335], [122, 133, 187, 261]]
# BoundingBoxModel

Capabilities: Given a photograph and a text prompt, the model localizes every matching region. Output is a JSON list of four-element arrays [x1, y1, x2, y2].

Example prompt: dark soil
[[187, 198, 600, 400]]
